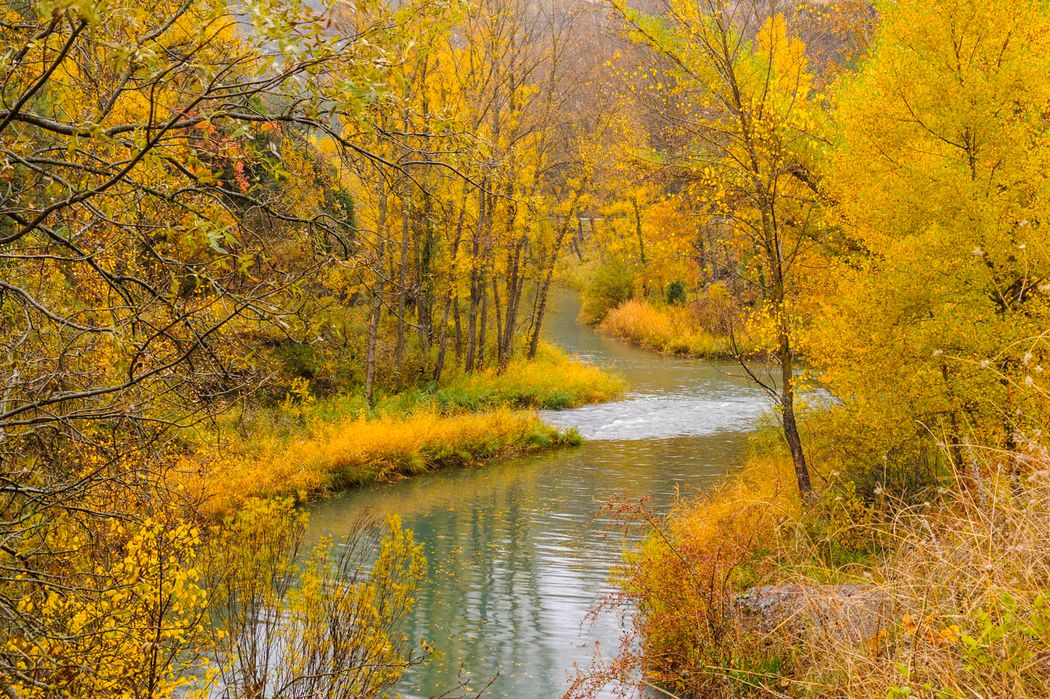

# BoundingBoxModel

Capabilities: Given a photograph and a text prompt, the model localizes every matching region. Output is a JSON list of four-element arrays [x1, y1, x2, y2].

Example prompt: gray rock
[[734, 583, 893, 642]]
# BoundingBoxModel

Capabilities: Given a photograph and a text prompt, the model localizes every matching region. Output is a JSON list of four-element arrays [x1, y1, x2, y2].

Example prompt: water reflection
[[306, 290, 767, 698]]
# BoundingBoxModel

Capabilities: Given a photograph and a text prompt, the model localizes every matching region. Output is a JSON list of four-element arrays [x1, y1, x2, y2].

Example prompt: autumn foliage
[[570, 0, 1050, 696]]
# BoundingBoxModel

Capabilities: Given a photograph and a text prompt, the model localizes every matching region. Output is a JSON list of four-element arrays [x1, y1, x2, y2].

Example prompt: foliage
[[207, 499, 427, 698], [3, 494, 426, 698], [580, 256, 637, 324], [604, 0, 831, 496], [0, 0, 614, 690], [5, 510, 213, 698], [580, 0, 1050, 696], [586, 433, 1050, 698]]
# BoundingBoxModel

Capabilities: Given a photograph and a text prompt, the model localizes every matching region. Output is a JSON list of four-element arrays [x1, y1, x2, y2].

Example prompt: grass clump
[[443, 343, 626, 409], [599, 299, 727, 357], [188, 408, 580, 517], [597, 286, 748, 359]]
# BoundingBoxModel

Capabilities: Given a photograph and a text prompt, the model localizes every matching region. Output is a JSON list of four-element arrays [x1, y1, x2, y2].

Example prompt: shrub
[[574, 433, 1050, 699], [666, 280, 687, 306], [581, 257, 635, 324]]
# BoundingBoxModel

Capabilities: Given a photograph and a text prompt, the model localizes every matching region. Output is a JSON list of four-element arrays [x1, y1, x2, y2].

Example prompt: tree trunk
[[779, 342, 812, 497], [365, 187, 388, 403], [491, 276, 504, 368], [433, 185, 469, 383], [477, 282, 488, 370], [530, 191, 584, 358], [395, 193, 410, 372], [498, 239, 525, 369], [631, 196, 647, 266]]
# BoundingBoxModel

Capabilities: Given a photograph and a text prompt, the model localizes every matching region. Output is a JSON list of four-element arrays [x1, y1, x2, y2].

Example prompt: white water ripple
[[542, 390, 765, 441]]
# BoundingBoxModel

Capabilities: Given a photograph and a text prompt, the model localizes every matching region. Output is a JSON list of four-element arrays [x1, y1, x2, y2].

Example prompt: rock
[[734, 583, 893, 642]]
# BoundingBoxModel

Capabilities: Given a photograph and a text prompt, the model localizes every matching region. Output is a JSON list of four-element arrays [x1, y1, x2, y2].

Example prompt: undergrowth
[[597, 289, 749, 359], [570, 427, 1050, 698]]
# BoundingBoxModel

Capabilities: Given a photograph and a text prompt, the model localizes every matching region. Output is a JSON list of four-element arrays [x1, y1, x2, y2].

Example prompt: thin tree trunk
[[433, 185, 470, 383], [453, 301, 463, 359], [395, 193, 410, 371], [365, 186, 388, 403], [779, 340, 811, 497], [530, 191, 584, 358], [492, 276, 504, 367], [631, 196, 647, 265], [465, 184, 488, 374], [477, 282, 488, 370]]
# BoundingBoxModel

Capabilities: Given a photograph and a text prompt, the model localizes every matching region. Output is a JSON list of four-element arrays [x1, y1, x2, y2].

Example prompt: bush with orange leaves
[[566, 448, 802, 699]]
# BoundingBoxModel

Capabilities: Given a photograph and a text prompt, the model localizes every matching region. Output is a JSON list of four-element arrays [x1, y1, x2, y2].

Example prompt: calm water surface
[[306, 290, 766, 698]]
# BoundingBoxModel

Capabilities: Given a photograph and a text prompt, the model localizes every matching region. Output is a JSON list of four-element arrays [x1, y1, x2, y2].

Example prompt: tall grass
[[179, 344, 617, 517], [186, 408, 578, 517], [798, 453, 1050, 698], [444, 342, 627, 409], [573, 436, 1050, 698], [228, 342, 624, 441], [599, 299, 736, 358]]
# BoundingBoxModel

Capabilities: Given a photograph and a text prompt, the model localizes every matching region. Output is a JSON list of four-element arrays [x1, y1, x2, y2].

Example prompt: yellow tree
[[0, 0, 434, 688], [811, 0, 1050, 465], [612, 0, 829, 496]]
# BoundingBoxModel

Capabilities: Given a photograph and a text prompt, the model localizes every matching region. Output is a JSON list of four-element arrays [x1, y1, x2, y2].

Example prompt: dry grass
[[796, 453, 1050, 698], [181, 408, 574, 518], [598, 299, 735, 358], [582, 439, 1050, 698]]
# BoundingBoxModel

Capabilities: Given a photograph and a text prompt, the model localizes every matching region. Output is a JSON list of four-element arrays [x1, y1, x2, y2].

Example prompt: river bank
[[589, 291, 764, 361], [180, 342, 625, 517], [590, 423, 1050, 699]]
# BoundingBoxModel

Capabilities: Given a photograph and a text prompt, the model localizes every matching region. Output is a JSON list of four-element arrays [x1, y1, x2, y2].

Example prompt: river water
[[306, 290, 767, 698]]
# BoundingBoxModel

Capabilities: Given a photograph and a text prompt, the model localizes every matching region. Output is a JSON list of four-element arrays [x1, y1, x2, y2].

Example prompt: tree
[[611, 0, 829, 497], [0, 0, 436, 687], [810, 0, 1050, 467]]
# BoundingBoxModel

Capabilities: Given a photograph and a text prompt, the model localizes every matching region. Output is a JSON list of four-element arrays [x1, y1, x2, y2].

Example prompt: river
[[305, 290, 767, 697]]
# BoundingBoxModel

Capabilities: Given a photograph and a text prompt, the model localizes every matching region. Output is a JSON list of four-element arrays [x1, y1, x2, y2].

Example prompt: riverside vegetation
[[564, 0, 1050, 697], [0, 0, 623, 694], [2, 0, 1049, 697]]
